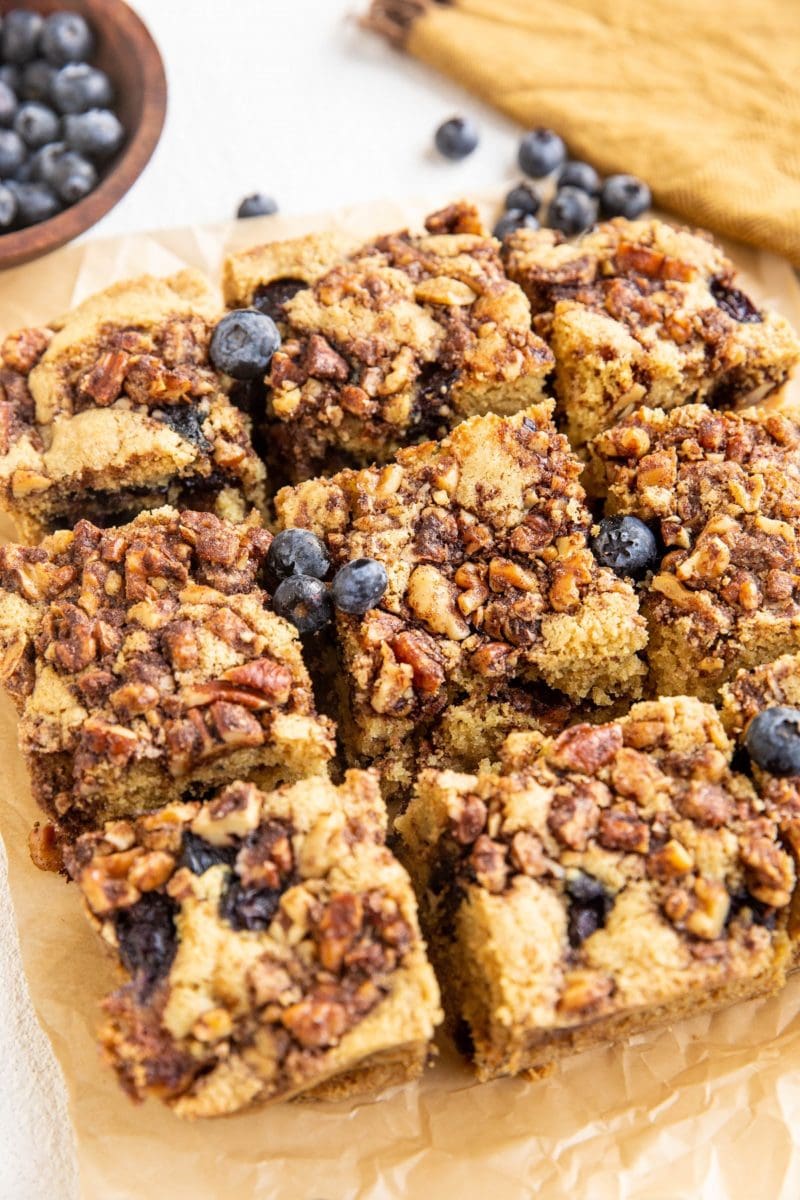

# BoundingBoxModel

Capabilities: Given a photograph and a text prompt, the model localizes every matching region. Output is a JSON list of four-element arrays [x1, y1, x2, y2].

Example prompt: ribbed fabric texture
[[366, 0, 800, 266]]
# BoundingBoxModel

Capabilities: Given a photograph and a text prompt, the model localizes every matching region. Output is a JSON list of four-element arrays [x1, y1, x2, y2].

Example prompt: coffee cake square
[[276, 403, 647, 777], [397, 697, 794, 1080], [247, 203, 554, 480], [0, 270, 266, 542], [65, 771, 441, 1117], [590, 403, 800, 699], [0, 506, 333, 831], [503, 218, 799, 447]]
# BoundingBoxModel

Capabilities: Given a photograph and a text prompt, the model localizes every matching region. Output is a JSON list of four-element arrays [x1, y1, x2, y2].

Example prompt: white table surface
[[0, 3, 524, 1197]]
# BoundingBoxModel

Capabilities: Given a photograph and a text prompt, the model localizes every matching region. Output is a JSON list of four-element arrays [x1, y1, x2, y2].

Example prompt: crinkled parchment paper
[[2, 197, 800, 1200]]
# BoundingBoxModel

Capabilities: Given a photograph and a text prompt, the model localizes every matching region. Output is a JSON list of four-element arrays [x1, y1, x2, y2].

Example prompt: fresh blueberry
[[0, 79, 18, 127], [599, 173, 651, 220], [64, 107, 124, 159], [744, 707, 800, 777], [209, 309, 281, 380], [272, 574, 333, 634], [114, 892, 178, 995], [504, 182, 541, 216], [434, 116, 479, 161], [6, 179, 61, 225], [236, 192, 278, 219], [51, 62, 112, 114], [518, 127, 565, 178], [19, 59, 56, 102], [557, 160, 601, 196], [0, 65, 21, 93], [51, 148, 96, 203], [547, 186, 596, 236], [0, 183, 17, 228], [268, 528, 329, 581], [332, 558, 388, 615], [28, 139, 67, 187], [14, 102, 60, 149], [2, 10, 44, 65], [0, 128, 26, 175], [40, 11, 94, 66], [493, 208, 539, 240], [591, 515, 659, 579]]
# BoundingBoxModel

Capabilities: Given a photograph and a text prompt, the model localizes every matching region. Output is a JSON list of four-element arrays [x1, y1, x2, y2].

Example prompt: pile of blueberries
[[268, 528, 388, 635], [0, 8, 125, 232], [435, 117, 651, 239]]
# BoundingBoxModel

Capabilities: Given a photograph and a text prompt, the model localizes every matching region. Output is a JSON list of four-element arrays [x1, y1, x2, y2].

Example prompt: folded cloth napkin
[[365, 0, 800, 266]]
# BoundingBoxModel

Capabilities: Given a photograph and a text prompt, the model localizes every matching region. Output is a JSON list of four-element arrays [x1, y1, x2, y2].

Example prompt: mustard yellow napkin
[[366, 0, 800, 266]]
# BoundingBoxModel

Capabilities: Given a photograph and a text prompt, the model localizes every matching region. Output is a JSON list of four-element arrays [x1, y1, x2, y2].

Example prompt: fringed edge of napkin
[[362, 0, 451, 47]]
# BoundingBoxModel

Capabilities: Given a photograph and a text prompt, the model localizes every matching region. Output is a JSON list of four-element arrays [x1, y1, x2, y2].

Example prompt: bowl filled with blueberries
[[0, 1, 166, 267]]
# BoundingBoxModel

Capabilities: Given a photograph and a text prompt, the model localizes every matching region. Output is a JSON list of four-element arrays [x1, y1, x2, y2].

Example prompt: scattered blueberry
[[599, 173, 651, 220], [744, 707, 800, 777], [332, 558, 388, 615], [0, 127, 25, 175], [434, 115, 479, 161], [591, 515, 659, 579], [557, 160, 600, 196], [40, 11, 93, 66], [518, 127, 565, 178], [220, 879, 282, 932], [547, 185, 596, 236], [504, 182, 541, 216], [709, 277, 762, 324], [0, 78, 17, 126], [51, 148, 96, 203], [6, 179, 61, 225], [209, 309, 281, 380], [114, 892, 178, 994], [14, 101, 60, 148], [51, 62, 112, 114], [19, 58, 56, 102], [2, 10, 44, 65], [64, 107, 123, 159], [0, 183, 17, 228], [236, 192, 278, 219], [493, 208, 539, 240], [179, 831, 238, 876], [273, 574, 333, 634], [268, 528, 329, 581]]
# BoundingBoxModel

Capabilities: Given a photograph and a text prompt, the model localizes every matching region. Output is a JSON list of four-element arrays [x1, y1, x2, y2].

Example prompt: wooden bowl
[[0, 0, 167, 268]]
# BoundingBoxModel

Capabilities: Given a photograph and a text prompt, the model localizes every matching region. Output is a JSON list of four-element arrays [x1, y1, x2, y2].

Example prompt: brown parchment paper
[[2, 197, 800, 1200]]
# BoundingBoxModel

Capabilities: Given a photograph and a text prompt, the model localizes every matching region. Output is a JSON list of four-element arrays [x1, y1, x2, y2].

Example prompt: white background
[[0, 2, 528, 1197]]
